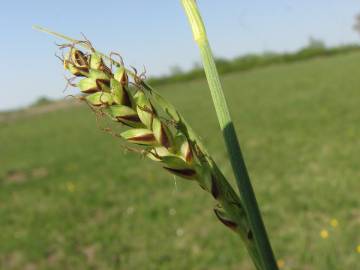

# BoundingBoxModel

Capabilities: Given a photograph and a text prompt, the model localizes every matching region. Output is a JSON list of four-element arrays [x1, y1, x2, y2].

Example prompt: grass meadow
[[1, 52, 360, 269]]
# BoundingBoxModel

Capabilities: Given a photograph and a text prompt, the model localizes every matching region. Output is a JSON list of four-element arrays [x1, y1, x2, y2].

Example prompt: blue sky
[[1, 0, 359, 110]]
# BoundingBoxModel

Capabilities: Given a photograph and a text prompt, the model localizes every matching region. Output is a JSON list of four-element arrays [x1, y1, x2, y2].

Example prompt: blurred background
[[1, 0, 359, 269]]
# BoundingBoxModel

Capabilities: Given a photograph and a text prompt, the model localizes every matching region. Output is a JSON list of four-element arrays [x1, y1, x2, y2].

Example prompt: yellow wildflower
[[277, 259, 285, 269], [356, 245, 360, 254], [320, 229, 329, 239], [330, 218, 339, 228], [66, 182, 76, 192]]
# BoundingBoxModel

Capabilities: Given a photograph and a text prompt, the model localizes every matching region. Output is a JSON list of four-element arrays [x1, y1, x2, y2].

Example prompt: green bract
[[107, 105, 142, 127], [120, 128, 158, 146], [78, 78, 98, 93], [86, 92, 113, 106], [133, 91, 154, 129], [89, 52, 103, 70], [114, 66, 128, 87]]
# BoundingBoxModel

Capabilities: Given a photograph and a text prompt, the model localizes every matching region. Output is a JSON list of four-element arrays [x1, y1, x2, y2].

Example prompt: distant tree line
[[354, 13, 360, 36], [149, 41, 360, 86]]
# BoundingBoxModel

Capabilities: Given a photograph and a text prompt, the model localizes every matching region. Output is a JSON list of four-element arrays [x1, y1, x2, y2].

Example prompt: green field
[[1, 52, 360, 270]]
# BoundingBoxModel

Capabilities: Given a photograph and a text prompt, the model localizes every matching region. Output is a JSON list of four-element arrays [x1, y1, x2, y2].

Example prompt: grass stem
[[181, 1, 278, 269]]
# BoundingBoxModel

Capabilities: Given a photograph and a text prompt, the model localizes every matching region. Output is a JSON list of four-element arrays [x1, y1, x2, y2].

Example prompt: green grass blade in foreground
[[181, 1, 278, 269]]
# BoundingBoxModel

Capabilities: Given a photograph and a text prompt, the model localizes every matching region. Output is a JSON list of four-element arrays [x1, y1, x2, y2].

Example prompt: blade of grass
[[181, 1, 278, 269]]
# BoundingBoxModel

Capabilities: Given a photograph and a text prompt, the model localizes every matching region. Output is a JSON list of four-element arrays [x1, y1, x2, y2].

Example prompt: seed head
[[60, 44, 246, 236]]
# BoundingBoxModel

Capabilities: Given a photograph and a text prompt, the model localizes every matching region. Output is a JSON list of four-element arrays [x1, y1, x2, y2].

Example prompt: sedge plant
[[34, 3, 276, 266]]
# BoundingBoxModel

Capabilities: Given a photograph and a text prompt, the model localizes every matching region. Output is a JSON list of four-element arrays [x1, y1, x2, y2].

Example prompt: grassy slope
[[1, 53, 359, 270]]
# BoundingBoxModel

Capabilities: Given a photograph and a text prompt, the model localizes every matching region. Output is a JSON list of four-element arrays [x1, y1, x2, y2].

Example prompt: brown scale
[[72, 50, 88, 67], [120, 72, 129, 87], [121, 87, 132, 107], [99, 61, 113, 77], [214, 209, 238, 231], [183, 140, 193, 163], [81, 87, 100, 94], [74, 66, 89, 77], [160, 125, 170, 148], [210, 174, 220, 199], [128, 133, 156, 143], [163, 167, 197, 179], [95, 78, 111, 90]]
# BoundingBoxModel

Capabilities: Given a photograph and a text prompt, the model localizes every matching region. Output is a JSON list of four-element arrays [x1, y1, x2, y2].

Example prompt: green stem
[[181, 1, 278, 269]]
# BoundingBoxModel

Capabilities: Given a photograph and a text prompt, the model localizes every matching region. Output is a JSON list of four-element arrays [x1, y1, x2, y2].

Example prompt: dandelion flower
[[66, 182, 76, 193], [330, 218, 339, 228], [356, 245, 360, 254], [277, 259, 285, 268], [320, 229, 329, 239]]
